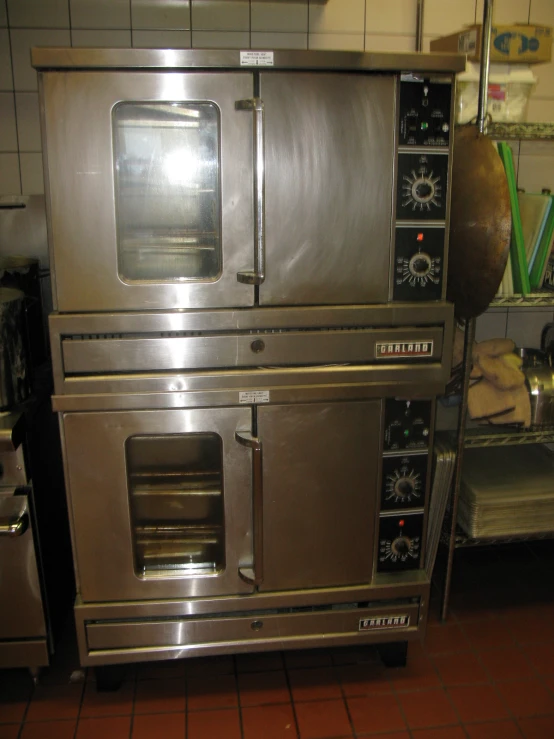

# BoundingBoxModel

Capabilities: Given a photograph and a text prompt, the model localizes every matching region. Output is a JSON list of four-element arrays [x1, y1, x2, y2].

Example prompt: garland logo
[[359, 615, 410, 631], [375, 341, 433, 358]]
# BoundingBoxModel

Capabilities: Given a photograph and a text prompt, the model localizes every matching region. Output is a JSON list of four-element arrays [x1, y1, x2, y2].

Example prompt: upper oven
[[38, 57, 454, 313]]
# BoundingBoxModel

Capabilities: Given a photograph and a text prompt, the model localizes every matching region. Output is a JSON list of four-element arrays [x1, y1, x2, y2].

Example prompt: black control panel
[[392, 77, 451, 303], [384, 398, 432, 451], [381, 454, 428, 510], [376, 398, 433, 573], [393, 227, 443, 301], [377, 513, 423, 572], [399, 79, 452, 147], [396, 152, 448, 221]]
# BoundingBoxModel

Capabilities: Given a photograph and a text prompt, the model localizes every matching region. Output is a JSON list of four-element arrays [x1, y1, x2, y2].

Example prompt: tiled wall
[[1, 0, 554, 342]]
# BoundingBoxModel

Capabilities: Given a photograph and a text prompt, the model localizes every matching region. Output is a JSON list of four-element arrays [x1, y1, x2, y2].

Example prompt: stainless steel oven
[[34, 48, 463, 670]]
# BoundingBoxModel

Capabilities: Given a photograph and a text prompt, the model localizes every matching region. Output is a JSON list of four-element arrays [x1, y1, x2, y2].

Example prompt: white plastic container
[[456, 62, 536, 124]]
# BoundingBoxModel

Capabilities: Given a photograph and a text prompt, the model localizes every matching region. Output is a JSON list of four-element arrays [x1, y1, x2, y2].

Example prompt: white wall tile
[[0, 93, 17, 152], [15, 92, 41, 152], [7, 0, 69, 28], [309, 33, 364, 51], [529, 0, 554, 25], [527, 97, 554, 123], [0, 29, 12, 91], [423, 0, 475, 36], [132, 30, 191, 48], [251, 2, 308, 33], [72, 30, 132, 48], [506, 307, 554, 349], [0, 153, 20, 194], [365, 0, 416, 35], [0, 0, 7, 26], [70, 0, 130, 29], [191, 30, 249, 48], [131, 0, 190, 31], [191, 1, 249, 31], [365, 34, 415, 52], [476, 0, 530, 24], [20, 152, 43, 194], [251, 32, 308, 50], [10, 29, 70, 92], [475, 309, 508, 342], [517, 141, 554, 191], [309, 0, 365, 34]]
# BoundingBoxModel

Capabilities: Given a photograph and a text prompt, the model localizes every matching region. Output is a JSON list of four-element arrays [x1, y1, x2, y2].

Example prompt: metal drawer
[[62, 327, 444, 375], [86, 602, 420, 651]]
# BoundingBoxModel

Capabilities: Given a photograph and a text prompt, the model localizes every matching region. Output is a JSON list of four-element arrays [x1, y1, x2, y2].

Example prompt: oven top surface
[[31, 47, 465, 74]]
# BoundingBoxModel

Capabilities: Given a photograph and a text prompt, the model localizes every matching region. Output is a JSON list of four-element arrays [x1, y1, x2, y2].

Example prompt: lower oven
[[50, 304, 452, 666]]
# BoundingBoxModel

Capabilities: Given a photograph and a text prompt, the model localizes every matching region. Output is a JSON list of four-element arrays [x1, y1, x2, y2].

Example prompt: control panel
[[396, 153, 448, 220], [381, 454, 427, 510], [384, 398, 431, 451], [393, 76, 452, 302], [378, 513, 423, 571], [377, 398, 432, 573], [399, 79, 451, 147], [393, 227, 443, 301]]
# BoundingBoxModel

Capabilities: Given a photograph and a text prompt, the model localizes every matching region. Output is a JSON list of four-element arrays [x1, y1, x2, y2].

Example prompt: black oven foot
[[94, 665, 127, 692], [377, 640, 408, 668]]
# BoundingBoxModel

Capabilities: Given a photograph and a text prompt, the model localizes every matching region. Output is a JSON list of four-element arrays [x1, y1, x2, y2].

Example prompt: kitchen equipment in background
[[0, 288, 31, 410], [0, 256, 47, 368], [459, 445, 554, 538], [34, 48, 462, 677], [0, 400, 74, 673]]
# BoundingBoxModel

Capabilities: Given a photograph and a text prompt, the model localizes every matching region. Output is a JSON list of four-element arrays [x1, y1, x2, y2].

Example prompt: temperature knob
[[409, 252, 432, 278], [384, 460, 422, 506], [413, 177, 435, 203], [392, 536, 412, 556]]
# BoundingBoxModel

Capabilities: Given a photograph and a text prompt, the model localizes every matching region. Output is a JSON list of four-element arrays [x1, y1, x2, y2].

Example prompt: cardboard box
[[430, 24, 552, 64]]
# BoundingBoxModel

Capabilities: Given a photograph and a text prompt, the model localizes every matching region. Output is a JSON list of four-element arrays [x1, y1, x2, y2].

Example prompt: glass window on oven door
[[126, 433, 225, 577], [113, 102, 221, 284]]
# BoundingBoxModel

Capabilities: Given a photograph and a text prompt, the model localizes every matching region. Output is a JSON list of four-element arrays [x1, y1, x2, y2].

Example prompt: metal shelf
[[462, 426, 554, 448], [447, 525, 554, 549], [491, 292, 554, 307], [487, 122, 554, 140]]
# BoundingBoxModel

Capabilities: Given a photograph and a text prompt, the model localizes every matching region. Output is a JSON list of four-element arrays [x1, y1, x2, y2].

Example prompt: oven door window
[[113, 102, 221, 283], [126, 433, 225, 577]]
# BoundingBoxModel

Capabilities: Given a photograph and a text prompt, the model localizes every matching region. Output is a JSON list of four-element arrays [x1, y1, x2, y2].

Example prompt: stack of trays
[[425, 433, 456, 577], [459, 445, 554, 539]]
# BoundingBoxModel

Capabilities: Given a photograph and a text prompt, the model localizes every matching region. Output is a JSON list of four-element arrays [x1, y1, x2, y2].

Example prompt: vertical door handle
[[235, 431, 264, 585], [235, 98, 265, 285]]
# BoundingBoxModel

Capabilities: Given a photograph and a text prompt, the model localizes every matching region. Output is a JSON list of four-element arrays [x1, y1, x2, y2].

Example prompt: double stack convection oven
[[33, 48, 464, 672]]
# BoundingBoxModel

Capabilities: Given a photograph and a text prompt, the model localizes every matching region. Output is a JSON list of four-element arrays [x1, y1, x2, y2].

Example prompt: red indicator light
[[416, 233, 424, 242], [399, 519, 405, 527]]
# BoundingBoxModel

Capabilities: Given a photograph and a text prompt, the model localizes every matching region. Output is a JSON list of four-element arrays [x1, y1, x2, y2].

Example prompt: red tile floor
[[2, 542, 554, 738]]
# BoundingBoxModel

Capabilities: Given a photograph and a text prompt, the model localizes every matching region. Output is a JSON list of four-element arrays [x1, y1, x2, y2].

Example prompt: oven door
[[259, 73, 395, 306], [62, 408, 254, 602], [41, 72, 255, 312], [256, 401, 381, 591]]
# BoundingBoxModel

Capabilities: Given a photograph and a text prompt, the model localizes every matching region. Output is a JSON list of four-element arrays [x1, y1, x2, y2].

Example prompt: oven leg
[[94, 665, 127, 692], [377, 641, 408, 668]]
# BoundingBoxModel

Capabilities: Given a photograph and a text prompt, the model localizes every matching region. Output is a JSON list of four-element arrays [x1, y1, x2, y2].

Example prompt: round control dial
[[401, 167, 442, 212], [408, 252, 432, 278], [392, 536, 412, 556], [385, 463, 422, 505], [379, 533, 421, 565]]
